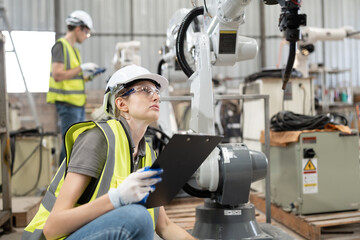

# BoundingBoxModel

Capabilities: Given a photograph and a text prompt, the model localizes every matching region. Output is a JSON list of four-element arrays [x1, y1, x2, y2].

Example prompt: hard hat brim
[[105, 72, 168, 94], [123, 73, 168, 91]]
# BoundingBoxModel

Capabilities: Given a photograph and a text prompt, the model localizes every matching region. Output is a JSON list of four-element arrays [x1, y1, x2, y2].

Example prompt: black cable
[[244, 68, 302, 83], [282, 41, 297, 90], [182, 182, 212, 198], [9, 127, 40, 175], [11, 128, 43, 176], [203, 0, 211, 18], [300, 83, 306, 114], [347, 31, 360, 37], [8, 127, 45, 196], [19, 131, 43, 196], [270, 111, 348, 132], [147, 126, 171, 141], [12, 145, 40, 176], [176, 6, 204, 77], [9, 135, 16, 175], [157, 58, 165, 75], [146, 126, 171, 155]]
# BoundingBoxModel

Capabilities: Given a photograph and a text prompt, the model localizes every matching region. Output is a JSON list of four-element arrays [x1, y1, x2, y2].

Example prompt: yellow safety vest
[[23, 119, 157, 240], [46, 38, 86, 107]]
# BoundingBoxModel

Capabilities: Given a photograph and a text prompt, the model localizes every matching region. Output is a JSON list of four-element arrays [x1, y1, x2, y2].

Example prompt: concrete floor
[[0, 227, 23, 240]]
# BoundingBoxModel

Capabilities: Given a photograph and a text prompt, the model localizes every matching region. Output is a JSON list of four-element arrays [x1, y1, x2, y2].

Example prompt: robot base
[[192, 199, 273, 240]]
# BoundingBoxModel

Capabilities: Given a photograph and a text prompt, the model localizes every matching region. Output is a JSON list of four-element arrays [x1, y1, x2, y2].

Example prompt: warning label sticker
[[304, 159, 316, 171], [302, 158, 318, 194]]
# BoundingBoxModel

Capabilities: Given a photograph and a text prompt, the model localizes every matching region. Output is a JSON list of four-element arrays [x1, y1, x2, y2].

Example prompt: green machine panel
[[265, 131, 360, 215]]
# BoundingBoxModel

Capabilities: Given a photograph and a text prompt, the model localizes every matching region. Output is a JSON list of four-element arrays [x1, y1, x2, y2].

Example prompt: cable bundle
[[270, 111, 348, 132]]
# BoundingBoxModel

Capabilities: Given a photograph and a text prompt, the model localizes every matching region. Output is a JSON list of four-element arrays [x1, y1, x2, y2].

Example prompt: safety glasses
[[81, 27, 91, 38], [121, 85, 160, 98]]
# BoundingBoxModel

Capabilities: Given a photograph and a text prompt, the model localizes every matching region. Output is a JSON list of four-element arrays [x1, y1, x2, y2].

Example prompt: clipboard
[[145, 133, 223, 208]]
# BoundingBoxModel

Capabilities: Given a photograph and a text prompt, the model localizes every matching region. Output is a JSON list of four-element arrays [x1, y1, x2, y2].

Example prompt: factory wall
[[3, 0, 360, 90]]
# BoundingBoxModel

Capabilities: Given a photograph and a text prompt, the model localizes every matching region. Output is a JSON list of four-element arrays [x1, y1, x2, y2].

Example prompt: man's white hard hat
[[103, 64, 169, 118], [66, 10, 93, 30]]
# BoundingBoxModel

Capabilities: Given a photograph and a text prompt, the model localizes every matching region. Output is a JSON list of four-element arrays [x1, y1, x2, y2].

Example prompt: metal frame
[[161, 93, 272, 223], [0, 32, 13, 232]]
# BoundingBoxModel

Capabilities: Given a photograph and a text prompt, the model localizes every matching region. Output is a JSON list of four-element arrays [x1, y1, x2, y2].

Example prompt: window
[[3, 31, 55, 93]]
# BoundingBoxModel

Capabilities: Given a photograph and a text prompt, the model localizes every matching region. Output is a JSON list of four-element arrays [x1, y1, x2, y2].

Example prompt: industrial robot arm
[[160, 1, 306, 238], [174, 0, 306, 199], [170, 3, 266, 239], [112, 41, 141, 70], [173, 1, 260, 198], [294, 26, 360, 77]]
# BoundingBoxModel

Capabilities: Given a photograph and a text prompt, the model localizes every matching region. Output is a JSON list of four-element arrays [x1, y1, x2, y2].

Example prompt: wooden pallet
[[164, 197, 204, 230], [250, 191, 360, 240]]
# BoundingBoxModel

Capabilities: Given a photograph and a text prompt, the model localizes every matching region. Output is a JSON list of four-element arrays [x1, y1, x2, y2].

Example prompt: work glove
[[80, 62, 99, 73], [108, 166, 163, 208], [84, 68, 106, 82]]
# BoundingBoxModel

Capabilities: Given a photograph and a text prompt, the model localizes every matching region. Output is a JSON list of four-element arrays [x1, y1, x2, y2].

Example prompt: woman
[[23, 65, 195, 240]]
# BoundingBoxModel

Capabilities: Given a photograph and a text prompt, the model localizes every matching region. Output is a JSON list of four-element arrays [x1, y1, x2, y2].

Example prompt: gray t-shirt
[[67, 126, 107, 178], [67, 118, 147, 203], [51, 41, 80, 64], [51, 41, 64, 63], [67, 118, 147, 179]]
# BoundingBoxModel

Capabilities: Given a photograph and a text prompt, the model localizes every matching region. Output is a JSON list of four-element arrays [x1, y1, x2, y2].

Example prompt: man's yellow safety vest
[[23, 119, 158, 240], [46, 38, 86, 107]]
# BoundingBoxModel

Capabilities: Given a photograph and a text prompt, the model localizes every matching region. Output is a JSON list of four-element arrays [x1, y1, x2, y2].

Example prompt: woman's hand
[[108, 167, 163, 208]]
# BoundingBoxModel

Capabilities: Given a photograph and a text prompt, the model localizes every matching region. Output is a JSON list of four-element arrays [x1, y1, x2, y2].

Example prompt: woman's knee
[[116, 205, 154, 239], [66, 205, 153, 240], [127, 204, 153, 226], [110, 205, 153, 229]]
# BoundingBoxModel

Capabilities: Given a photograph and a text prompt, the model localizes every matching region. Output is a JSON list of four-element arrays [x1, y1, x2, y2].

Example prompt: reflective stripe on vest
[[95, 121, 159, 226], [95, 122, 116, 197], [23, 120, 157, 239], [46, 38, 86, 107]]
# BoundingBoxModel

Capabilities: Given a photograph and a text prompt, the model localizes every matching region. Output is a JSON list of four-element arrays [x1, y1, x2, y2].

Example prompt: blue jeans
[[55, 103, 85, 165], [66, 205, 154, 240]]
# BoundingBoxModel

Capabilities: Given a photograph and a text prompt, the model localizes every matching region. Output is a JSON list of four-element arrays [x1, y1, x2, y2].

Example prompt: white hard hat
[[66, 10, 93, 30], [103, 64, 169, 117]]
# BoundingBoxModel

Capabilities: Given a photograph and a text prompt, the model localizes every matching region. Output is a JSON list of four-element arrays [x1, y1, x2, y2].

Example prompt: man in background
[[47, 10, 100, 165]]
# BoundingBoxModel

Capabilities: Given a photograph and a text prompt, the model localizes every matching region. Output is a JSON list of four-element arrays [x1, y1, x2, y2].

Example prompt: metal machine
[[161, 0, 306, 239], [294, 26, 360, 78], [0, 133, 59, 196], [242, 27, 360, 193], [157, 8, 195, 137], [112, 40, 141, 70], [158, 8, 194, 83], [240, 76, 315, 168], [266, 131, 360, 215]]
